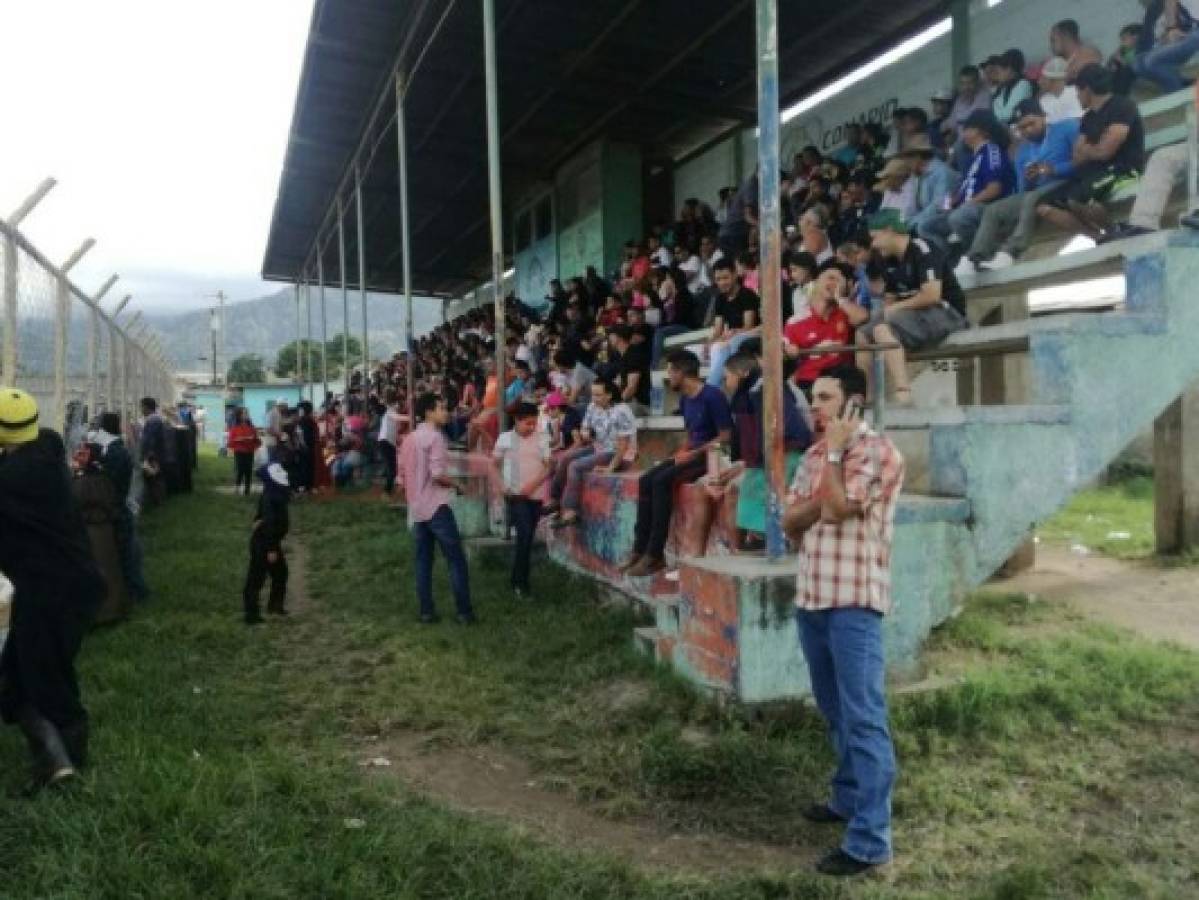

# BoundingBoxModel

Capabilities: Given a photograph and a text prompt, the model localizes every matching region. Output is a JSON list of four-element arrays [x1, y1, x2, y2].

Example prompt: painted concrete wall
[[601, 142, 645, 277], [240, 385, 303, 425], [674, 0, 1144, 207]]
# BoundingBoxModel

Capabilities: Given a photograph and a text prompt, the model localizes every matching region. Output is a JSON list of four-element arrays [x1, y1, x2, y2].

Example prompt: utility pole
[[210, 307, 220, 385]]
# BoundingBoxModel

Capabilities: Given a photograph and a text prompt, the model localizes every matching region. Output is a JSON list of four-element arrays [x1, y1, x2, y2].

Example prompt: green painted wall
[[600, 142, 643, 277]]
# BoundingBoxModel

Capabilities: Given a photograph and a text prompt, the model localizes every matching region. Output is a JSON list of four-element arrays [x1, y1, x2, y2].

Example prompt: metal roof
[[262, 0, 949, 296]]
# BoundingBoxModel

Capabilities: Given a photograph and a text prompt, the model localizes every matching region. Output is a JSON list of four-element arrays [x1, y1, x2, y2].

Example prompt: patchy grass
[[2, 454, 1198, 898], [1038, 475, 1155, 559]]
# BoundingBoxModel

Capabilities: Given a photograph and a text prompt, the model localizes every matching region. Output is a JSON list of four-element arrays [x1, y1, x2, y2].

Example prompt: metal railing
[[0, 179, 172, 443]]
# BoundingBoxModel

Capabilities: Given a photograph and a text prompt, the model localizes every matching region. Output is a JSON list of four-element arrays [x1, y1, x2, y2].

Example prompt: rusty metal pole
[[396, 72, 416, 430], [756, 0, 785, 560]]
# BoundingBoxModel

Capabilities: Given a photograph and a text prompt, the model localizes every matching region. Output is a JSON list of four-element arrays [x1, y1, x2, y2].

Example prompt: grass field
[[1, 454, 1197, 898], [1038, 476, 1157, 560]]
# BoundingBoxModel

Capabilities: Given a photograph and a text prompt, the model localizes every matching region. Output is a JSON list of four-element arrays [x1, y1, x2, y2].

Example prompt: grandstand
[[264, 0, 1199, 702]]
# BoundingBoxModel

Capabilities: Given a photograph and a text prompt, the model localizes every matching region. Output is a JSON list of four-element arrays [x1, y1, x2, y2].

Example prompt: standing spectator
[[943, 65, 991, 168], [1037, 65, 1145, 242], [139, 397, 168, 508], [377, 393, 402, 499], [491, 402, 551, 599], [241, 462, 291, 624], [919, 109, 1015, 267], [1039, 56, 1084, 124], [227, 407, 260, 496], [622, 350, 732, 578], [397, 393, 474, 625], [782, 365, 904, 878], [94, 412, 148, 606], [1049, 18, 1104, 84], [965, 98, 1080, 272], [295, 401, 318, 494], [0, 388, 103, 787]]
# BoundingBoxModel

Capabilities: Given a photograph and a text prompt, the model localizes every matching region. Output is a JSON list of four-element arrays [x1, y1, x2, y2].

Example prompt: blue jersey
[[955, 141, 1015, 205]]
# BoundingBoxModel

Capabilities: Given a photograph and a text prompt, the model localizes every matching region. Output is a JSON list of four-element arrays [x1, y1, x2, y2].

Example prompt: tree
[[324, 333, 363, 380], [227, 353, 266, 385], [274, 339, 322, 379]]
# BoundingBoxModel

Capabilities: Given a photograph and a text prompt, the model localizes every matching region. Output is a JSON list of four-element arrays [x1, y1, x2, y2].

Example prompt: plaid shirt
[[789, 425, 904, 615]]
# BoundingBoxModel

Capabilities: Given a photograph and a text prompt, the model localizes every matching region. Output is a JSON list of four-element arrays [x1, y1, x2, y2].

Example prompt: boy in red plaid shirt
[[783, 365, 904, 878]]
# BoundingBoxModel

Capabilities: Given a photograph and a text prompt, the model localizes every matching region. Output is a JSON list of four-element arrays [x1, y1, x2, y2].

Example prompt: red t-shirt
[[785, 308, 853, 384], [227, 423, 260, 454]]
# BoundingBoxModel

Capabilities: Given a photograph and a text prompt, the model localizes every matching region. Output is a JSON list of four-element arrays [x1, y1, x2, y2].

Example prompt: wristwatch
[[826, 449, 844, 465]]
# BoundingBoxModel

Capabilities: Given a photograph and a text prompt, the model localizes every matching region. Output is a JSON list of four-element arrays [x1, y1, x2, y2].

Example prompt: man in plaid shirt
[[783, 364, 904, 877]]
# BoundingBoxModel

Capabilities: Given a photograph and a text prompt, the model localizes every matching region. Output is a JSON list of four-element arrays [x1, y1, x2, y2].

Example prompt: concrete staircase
[[545, 230, 1199, 704]]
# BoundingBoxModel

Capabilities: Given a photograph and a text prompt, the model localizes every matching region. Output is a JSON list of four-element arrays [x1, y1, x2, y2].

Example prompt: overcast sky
[[0, 0, 313, 316]]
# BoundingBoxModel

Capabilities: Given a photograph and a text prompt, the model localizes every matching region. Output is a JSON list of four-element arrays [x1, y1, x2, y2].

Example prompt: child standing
[[491, 402, 551, 598], [242, 462, 291, 624], [226, 407, 260, 496]]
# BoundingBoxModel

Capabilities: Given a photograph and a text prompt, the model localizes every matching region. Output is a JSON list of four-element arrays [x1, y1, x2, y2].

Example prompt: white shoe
[[953, 257, 976, 278], [979, 251, 1015, 271]]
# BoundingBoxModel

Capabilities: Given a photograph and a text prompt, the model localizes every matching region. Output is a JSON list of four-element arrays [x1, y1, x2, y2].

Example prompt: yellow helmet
[[0, 387, 39, 445]]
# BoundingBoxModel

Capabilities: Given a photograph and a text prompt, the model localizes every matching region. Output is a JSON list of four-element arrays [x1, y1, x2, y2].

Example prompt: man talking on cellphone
[[783, 365, 905, 877]]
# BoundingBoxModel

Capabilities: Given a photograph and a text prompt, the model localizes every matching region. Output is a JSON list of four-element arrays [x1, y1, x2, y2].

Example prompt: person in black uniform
[[242, 461, 290, 624], [0, 388, 104, 788], [96, 412, 149, 604]]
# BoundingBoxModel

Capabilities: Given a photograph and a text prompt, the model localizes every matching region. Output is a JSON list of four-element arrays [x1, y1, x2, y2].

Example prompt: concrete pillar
[[1154, 382, 1199, 553], [949, 0, 971, 82]]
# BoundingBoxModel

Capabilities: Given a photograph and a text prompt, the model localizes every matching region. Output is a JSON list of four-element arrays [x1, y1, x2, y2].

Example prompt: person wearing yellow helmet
[[0, 388, 104, 789]]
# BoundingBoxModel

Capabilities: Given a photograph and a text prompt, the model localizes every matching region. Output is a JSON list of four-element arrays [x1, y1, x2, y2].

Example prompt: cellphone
[[845, 399, 862, 419]]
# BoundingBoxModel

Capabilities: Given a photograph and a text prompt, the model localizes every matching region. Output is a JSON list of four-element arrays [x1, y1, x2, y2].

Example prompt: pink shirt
[[398, 423, 454, 523], [492, 429, 550, 500]]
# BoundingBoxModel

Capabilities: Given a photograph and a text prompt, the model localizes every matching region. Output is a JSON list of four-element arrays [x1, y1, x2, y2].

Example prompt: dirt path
[[981, 544, 1199, 650], [363, 732, 809, 876]]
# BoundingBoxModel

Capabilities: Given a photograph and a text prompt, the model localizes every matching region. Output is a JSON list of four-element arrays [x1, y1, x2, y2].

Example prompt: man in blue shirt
[[623, 349, 732, 577], [917, 109, 1015, 270], [964, 98, 1080, 271], [904, 137, 961, 234]]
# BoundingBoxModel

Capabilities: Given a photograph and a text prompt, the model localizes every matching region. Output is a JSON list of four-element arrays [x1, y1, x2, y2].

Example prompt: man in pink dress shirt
[[397, 393, 475, 624]]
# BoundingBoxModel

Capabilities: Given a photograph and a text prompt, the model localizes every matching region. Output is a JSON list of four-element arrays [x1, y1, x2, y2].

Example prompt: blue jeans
[[413, 505, 473, 618], [505, 496, 542, 591], [1135, 32, 1199, 92], [706, 331, 757, 387], [797, 607, 896, 864], [919, 203, 984, 259], [114, 507, 149, 602]]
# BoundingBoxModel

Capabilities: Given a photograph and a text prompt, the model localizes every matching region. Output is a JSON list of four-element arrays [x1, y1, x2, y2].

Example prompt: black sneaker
[[815, 848, 883, 877], [244, 614, 265, 626], [455, 613, 477, 626], [803, 803, 847, 824], [419, 613, 441, 625], [1181, 210, 1199, 230]]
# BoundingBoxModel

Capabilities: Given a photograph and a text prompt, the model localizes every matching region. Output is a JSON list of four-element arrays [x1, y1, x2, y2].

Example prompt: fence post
[[89, 275, 118, 416], [1, 229, 15, 386], [54, 239, 95, 434]]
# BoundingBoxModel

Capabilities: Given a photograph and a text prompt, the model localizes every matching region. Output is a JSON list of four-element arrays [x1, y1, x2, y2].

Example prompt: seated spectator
[[491, 402, 551, 598], [944, 65, 992, 170], [832, 123, 864, 168], [1107, 23, 1141, 96], [674, 243, 704, 294], [598, 293, 625, 328], [928, 89, 954, 150], [859, 210, 969, 404], [610, 324, 651, 415], [1039, 56, 1084, 123], [736, 251, 760, 293], [1132, 4, 1199, 93], [903, 138, 960, 235], [652, 268, 697, 369], [706, 258, 761, 388], [875, 157, 917, 221], [722, 350, 812, 550], [918, 109, 1015, 267], [622, 350, 732, 577], [830, 173, 874, 246], [785, 263, 868, 393], [550, 379, 637, 529], [799, 205, 835, 265], [544, 390, 583, 451], [718, 169, 760, 256], [1050, 18, 1103, 83], [786, 250, 820, 322], [991, 49, 1035, 124], [1105, 132, 1199, 241], [648, 234, 672, 268], [504, 360, 532, 411], [1037, 65, 1145, 242], [553, 348, 596, 410], [962, 98, 1080, 272]]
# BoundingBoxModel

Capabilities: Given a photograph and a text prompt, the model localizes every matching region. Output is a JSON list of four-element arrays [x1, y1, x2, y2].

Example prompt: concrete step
[[633, 625, 659, 659], [882, 403, 1071, 430]]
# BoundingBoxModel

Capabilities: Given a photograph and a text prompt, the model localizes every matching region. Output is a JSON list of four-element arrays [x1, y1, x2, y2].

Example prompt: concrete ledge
[[883, 404, 1071, 430]]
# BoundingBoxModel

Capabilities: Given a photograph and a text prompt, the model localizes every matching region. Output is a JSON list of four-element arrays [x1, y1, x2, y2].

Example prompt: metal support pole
[[872, 352, 887, 436], [1, 229, 15, 386], [482, 0, 506, 431], [89, 274, 118, 415], [305, 273, 314, 404], [337, 195, 350, 396], [318, 252, 329, 403], [756, 0, 786, 561], [396, 73, 416, 428], [355, 166, 369, 380], [53, 239, 95, 435], [294, 280, 302, 385]]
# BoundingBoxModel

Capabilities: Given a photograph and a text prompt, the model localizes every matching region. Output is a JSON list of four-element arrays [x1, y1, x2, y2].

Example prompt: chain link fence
[[1, 190, 172, 448]]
